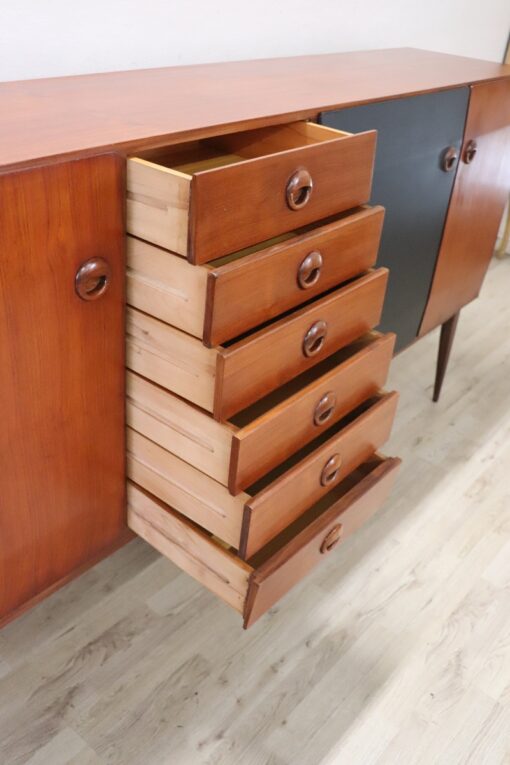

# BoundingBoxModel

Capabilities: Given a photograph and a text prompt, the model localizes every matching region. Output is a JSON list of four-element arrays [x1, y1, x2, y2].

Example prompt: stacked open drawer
[[125, 120, 401, 628]]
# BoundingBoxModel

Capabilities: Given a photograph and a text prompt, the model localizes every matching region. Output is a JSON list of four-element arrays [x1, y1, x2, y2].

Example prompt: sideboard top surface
[[1, 47, 510, 169]]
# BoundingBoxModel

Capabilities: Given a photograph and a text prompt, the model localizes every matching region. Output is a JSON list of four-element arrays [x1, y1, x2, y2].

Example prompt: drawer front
[[206, 206, 385, 346], [240, 391, 399, 558], [217, 268, 389, 421], [127, 455, 400, 628], [127, 122, 377, 265], [230, 331, 396, 492], [243, 455, 401, 627], [190, 129, 377, 263]]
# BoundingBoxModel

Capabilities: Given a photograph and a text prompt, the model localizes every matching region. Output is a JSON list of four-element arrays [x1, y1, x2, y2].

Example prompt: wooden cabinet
[[0, 49, 509, 628], [0, 155, 127, 625], [125, 117, 400, 626], [420, 79, 510, 334], [320, 88, 469, 350]]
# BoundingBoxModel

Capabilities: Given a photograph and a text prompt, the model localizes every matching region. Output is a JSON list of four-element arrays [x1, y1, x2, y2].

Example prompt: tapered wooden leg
[[433, 312, 460, 402]]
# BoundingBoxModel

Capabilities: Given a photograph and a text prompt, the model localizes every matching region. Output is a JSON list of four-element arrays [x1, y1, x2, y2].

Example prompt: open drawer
[[128, 391, 399, 559], [126, 268, 388, 421], [127, 205, 385, 347], [126, 331, 396, 494], [126, 121, 377, 264], [128, 454, 401, 628]]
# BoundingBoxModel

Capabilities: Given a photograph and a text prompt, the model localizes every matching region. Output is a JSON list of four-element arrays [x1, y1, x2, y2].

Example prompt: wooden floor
[[1, 258, 510, 765]]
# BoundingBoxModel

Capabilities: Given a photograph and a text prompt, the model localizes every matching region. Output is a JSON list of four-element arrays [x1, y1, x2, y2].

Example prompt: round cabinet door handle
[[313, 391, 337, 427], [75, 257, 111, 301], [441, 146, 459, 173], [286, 168, 313, 210], [297, 250, 323, 290], [320, 453, 342, 487], [463, 139, 478, 165], [320, 524, 343, 554], [303, 320, 328, 357]]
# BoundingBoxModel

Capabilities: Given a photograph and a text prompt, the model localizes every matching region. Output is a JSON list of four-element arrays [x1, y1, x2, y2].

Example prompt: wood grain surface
[[1, 49, 509, 168], [0, 155, 126, 625]]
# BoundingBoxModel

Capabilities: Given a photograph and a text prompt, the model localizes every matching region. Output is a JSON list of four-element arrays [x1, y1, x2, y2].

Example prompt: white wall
[[1, 0, 509, 82]]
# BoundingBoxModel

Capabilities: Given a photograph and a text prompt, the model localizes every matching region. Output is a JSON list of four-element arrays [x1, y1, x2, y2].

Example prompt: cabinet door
[[320, 89, 469, 350], [420, 79, 510, 335], [0, 155, 126, 624]]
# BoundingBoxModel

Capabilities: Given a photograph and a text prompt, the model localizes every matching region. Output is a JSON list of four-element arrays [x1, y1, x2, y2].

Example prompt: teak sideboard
[[1, 48, 509, 629]]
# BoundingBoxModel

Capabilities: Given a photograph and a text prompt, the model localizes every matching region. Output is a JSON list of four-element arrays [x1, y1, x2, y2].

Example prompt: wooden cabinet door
[[0, 155, 127, 624], [320, 89, 469, 350], [420, 78, 510, 335]]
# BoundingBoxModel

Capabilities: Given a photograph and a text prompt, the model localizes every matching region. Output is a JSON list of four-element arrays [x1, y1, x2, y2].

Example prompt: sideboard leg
[[433, 311, 460, 402]]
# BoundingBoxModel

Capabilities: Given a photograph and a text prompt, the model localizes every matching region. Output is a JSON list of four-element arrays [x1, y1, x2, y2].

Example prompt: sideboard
[[1, 48, 509, 629]]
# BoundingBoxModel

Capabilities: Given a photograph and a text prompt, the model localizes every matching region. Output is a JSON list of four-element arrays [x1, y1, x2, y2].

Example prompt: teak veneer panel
[[0, 155, 126, 623], [1, 49, 510, 168], [420, 78, 510, 334]]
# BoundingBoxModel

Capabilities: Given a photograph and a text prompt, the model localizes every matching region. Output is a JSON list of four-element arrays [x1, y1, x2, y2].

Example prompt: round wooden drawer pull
[[297, 250, 323, 289], [320, 524, 343, 554], [75, 257, 111, 301], [320, 453, 342, 487], [441, 146, 458, 172], [463, 139, 477, 165], [313, 391, 337, 427], [303, 320, 328, 357], [286, 168, 313, 210]]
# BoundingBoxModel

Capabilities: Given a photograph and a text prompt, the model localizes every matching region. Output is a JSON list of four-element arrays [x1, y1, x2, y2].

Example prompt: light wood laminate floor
[[1, 258, 510, 765]]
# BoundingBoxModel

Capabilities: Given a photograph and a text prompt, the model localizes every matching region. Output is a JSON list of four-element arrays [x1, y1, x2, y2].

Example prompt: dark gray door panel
[[319, 88, 469, 350]]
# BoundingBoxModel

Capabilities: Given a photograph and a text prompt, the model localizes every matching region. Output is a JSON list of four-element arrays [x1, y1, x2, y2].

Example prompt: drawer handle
[[463, 139, 478, 165], [313, 391, 337, 427], [320, 524, 343, 554], [303, 320, 328, 357], [286, 168, 313, 210], [297, 250, 323, 290], [75, 257, 111, 301], [320, 453, 342, 487], [441, 146, 458, 173]]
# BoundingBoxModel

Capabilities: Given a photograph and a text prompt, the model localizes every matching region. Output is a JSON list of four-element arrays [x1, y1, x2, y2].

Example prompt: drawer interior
[[133, 122, 350, 176]]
